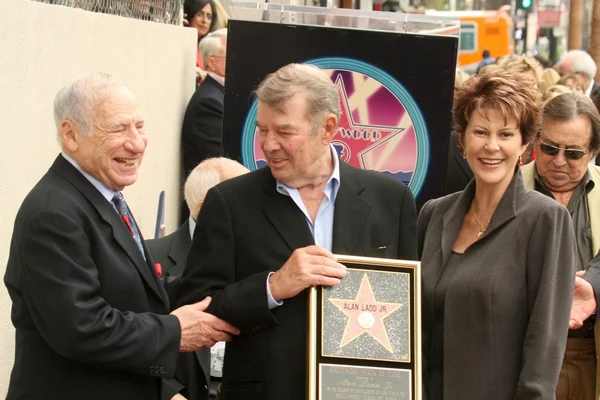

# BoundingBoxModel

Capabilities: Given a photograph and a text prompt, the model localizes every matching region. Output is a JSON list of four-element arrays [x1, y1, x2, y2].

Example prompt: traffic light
[[516, 0, 533, 12]]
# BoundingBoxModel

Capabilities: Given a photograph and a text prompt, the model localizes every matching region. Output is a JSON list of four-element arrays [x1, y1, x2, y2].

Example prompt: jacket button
[[159, 366, 165, 375]]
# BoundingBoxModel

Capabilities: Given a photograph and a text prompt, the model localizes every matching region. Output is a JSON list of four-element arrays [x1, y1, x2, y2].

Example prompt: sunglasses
[[538, 141, 589, 160]]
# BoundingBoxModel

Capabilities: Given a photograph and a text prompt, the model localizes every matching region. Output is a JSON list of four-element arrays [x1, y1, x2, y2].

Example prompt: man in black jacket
[[182, 28, 228, 178], [3, 73, 238, 400]]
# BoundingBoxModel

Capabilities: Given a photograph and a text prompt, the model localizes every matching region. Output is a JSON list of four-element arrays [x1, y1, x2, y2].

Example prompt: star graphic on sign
[[333, 75, 404, 169], [329, 273, 402, 353]]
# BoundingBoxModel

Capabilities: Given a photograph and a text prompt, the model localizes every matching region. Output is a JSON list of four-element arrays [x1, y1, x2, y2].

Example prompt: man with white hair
[[182, 28, 228, 180], [3, 73, 238, 400], [148, 157, 248, 400], [556, 50, 599, 98]]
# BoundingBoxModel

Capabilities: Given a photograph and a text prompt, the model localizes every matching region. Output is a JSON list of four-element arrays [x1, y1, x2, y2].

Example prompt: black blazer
[[4, 155, 181, 400], [175, 162, 418, 400], [147, 222, 212, 400], [181, 75, 225, 177]]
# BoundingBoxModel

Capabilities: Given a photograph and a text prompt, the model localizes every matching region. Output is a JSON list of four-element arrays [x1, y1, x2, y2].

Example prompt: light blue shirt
[[267, 145, 341, 309], [61, 153, 118, 203]]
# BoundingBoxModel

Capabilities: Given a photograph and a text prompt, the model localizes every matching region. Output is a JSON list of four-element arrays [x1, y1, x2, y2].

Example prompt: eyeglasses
[[538, 141, 589, 160], [195, 11, 213, 21]]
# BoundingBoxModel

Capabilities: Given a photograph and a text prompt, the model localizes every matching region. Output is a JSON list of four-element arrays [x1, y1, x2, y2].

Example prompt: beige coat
[[522, 161, 600, 398]]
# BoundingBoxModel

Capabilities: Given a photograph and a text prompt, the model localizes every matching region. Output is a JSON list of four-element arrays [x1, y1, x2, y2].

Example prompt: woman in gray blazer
[[418, 68, 577, 399]]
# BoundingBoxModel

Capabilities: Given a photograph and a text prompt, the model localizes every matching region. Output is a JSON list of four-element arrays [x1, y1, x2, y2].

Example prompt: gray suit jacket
[[418, 171, 576, 400]]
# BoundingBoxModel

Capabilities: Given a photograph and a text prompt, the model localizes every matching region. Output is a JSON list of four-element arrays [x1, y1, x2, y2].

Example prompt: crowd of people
[[4, 13, 600, 400]]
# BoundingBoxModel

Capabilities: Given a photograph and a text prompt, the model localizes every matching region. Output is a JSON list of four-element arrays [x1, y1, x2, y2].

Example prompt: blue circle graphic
[[241, 57, 429, 196]]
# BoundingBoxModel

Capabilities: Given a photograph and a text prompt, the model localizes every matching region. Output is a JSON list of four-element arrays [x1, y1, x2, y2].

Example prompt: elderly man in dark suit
[[182, 28, 228, 179], [3, 73, 238, 400], [174, 63, 418, 400], [147, 157, 249, 400]]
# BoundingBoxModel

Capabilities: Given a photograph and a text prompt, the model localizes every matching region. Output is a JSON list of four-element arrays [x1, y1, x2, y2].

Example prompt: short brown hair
[[542, 92, 600, 154], [453, 68, 543, 145]]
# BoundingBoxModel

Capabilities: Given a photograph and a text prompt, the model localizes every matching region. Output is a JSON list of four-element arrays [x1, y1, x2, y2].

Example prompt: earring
[[462, 151, 466, 159], [518, 155, 523, 165]]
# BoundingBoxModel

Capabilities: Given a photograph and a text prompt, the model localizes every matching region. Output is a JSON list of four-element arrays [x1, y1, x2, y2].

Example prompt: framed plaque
[[308, 255, 421, 400]]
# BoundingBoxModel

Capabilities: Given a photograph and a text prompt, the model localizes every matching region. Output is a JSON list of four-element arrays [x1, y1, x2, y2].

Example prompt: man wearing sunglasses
[[522, 92, 600, 400]]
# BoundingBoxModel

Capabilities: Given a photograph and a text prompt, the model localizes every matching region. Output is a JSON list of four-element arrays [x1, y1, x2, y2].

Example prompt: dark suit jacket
[[147, 222, 212, 400], [174, 162, 418, 400], [4, 155, 181, 400], [444, 130, 473, 195], [181, 75, 224, 177], [418, 171, 575, 399]]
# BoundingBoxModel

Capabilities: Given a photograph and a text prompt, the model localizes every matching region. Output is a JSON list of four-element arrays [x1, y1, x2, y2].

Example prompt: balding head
[[184, 157, 249, 220]]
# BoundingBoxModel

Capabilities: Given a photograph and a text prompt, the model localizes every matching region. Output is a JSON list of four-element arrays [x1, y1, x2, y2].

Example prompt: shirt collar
[[61, 152, 117, 202], [586, 79, 594, 97], [276, 144, 341, 200], [207, 71, 225, 86], [188, 216, 196, 240], [533, 163, 594, 193]]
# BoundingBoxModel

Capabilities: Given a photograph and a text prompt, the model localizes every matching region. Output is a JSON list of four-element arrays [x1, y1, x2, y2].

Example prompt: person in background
[[500, 55, 543, 88], [476, 49, 494, 73], [211, 0, 229, 30], [148, 158, 249, 400], [522, 93, 600, 400], [184, 0, 218, 83], [558, 74, 586, 95], [419, 68, 576, 399], [539, 67, 561, 94], [556, 50, 599, 97], [181, 28, 228, 225], [543, 84, 573, 102]]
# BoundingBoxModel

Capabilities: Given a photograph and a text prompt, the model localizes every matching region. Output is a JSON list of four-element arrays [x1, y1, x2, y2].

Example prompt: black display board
[[222, 19, 458, 207]]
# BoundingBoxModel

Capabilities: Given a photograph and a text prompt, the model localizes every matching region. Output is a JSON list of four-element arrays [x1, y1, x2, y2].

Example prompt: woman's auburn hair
[[453, 68, 543, 145]]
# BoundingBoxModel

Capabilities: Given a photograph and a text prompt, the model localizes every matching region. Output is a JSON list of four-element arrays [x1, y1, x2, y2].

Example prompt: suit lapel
[[437, 171, 520, 268], [51, 156, 165, 302], [587, 166, 600, 255], [168, 221, 193, 276], [261, 170, 314, 252], [332, 163, 370, 254], [440, 183, 472, 268], [476, 170, 521, 240]]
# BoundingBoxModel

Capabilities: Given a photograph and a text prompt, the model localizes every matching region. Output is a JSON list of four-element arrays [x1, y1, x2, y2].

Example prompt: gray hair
[[184, 157, 249, 220], [199, 28, 227, 70], [53, 72, 125, 144], [542, 92, 600, 154], [254, 63, 341, 131], [558, 50, 597, 81]]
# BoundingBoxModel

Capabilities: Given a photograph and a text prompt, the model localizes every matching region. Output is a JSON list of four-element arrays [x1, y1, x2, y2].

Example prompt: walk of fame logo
[[329, 273, 402, 353], [240, 57, 430, 197]]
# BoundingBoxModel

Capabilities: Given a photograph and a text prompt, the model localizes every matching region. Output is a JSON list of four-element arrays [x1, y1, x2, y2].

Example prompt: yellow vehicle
[[426, 10, 514, 73]]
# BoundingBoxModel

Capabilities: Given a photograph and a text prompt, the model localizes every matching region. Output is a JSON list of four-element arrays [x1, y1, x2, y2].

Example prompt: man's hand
[[171, 394, 187, 400], [570, 272, 597, 329], [171, 297, 240, 352], [269, 245, 347, 301]]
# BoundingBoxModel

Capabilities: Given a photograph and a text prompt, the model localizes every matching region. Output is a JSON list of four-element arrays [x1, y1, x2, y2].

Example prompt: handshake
[[171, 297, 239, 352]]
